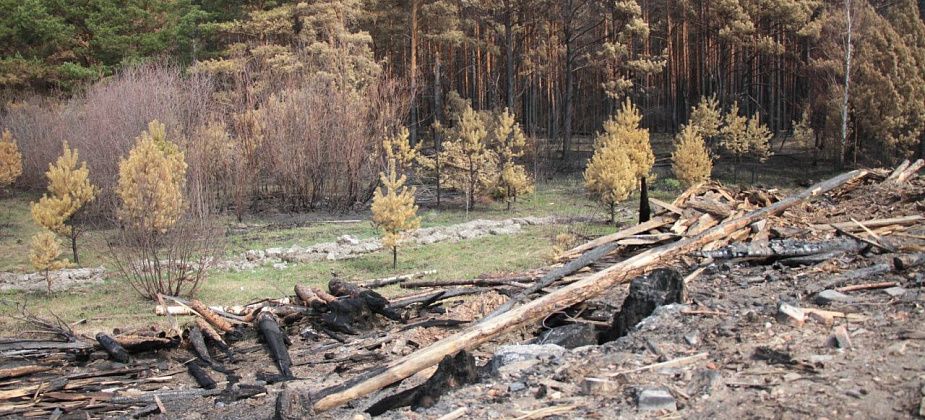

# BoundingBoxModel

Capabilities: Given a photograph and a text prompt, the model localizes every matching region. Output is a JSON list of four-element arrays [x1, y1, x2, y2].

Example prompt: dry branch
[[304, 169, 868, 412], [356, 270, 438, 288], [559, 215, 676, 259]]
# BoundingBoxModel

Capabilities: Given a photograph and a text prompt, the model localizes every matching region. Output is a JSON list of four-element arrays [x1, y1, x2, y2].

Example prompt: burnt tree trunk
[[639, 177, 651, 224]]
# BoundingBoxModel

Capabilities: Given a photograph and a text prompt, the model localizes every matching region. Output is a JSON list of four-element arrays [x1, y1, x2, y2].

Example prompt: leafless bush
[[2, 63, 215, 218], [257, 76, 409, 210], [108, 216, 224, 300]]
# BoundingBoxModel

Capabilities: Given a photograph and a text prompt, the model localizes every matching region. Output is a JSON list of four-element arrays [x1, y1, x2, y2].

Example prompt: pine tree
[[0, 129, 23, 193], [383, 128, 419, 173], [720, 102, 749, 182], [490, 108, 533, 210], [584, 141, 635, 224], [116, 120, 187, 235], [593, 100, 654, 222], [791, 110, 815, 149], [371, 159, 420, 269], [31, 142, 98, 263], [689, 95, 722, 140], [672, 124, 713, 187], [744, 112, 773, 183], [30, 230, 71, 294], [435, 104, 499, 211]]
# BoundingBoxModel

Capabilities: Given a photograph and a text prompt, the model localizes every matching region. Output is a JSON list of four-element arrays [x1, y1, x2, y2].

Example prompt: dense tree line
[[2, 0, 925, 188]]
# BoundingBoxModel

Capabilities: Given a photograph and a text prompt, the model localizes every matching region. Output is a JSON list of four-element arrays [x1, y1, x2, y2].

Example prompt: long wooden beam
[[307, 169, 868, 413]]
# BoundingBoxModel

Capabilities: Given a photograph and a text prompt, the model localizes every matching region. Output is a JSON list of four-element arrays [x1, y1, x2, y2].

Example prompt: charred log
[[256, 312, 293, 379], [600, 268, 685, 343], [365, 351, 479, 416], [187, 362, 217, 389], [95, 333, 130, 363]]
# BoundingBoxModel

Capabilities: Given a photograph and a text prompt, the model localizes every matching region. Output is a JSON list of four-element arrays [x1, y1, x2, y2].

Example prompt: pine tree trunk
[[434, 50, 443, 208], [609, 202, 616, 225], [70, 231, 79, 265], [392, 247, 397, 269]]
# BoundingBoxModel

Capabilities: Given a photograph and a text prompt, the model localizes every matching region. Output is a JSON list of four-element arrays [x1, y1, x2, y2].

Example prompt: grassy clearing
[[0, 178, 621, 334], [0, 223, 604, 334]]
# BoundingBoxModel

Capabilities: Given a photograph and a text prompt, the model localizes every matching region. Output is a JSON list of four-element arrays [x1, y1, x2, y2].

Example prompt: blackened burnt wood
[[330, 279, 402, 321], [95, 333, 130, 363], [483, 241, 621, 321], [600, 269, 685, 343], [187, 326, 224, 371], [365, 351, 478, 416], [0, 340, 93, 353], [187, 362, 217, 389], [401, 277, 536, 288], [639, 176, 651, 223], [329, 278, 363, 298], [305, 169, 868, 412], [701, 238, 865, 260], [114, 335, 178, 353], [257, 312, 293, 378]]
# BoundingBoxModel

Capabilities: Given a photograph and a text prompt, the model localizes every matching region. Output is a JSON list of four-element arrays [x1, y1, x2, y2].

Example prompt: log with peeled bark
[[294, 284, 323, 307], [812, 215, 924, 232], [0, 365, 52, 380], [187, 299, 234, 333], [299, 169, 868, 413], [893, 159, 923, 183], [483, 241, 621, 321], [356, 270, 438, 288]]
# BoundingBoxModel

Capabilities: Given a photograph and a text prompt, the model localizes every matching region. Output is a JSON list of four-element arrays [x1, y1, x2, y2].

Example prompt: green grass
[[0, 223, 606, 334], [0, 178, 620, 334]]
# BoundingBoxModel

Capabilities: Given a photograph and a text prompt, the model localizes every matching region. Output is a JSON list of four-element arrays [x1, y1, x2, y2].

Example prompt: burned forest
[[2, 0, 925, 418]]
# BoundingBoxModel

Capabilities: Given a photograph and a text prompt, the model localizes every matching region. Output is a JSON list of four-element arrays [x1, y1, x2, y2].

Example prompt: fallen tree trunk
[[812, 215, 924, 232], [701, 238, 865, 260], [95, 333, 130, 363], [483, 241, 621, 321], [401, 277, 535, 288], [356, 270, 438, 288], [304, 169, 868, 412], [256, 312, 293, 378], [188, 300, 234, 333]]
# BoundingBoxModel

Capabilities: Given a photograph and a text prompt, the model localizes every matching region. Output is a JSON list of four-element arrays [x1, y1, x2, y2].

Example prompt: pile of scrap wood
[[0, 160, 921, 418]]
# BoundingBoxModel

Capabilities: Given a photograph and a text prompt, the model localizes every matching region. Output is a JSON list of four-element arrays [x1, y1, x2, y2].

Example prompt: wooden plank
[[648, 198, 683, 215], [306, 169, 869, 412]]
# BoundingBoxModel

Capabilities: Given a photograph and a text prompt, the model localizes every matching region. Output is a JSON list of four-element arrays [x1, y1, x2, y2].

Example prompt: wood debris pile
[[0, 160, 922, 418]]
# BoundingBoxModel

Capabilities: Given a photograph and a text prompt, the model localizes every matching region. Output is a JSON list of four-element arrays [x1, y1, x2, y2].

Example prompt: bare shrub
[[2, 63, 215, 218], [256, 76, 409, 210], [108, 217, 224, 300]]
